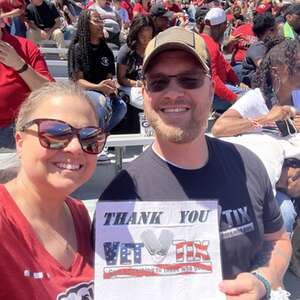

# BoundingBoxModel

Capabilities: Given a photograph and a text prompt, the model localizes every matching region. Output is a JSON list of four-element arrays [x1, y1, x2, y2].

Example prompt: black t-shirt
[[26, 0, 60, 29], [73, 42, 115, 84], [241, 41, 266, 87], [117, 44, 143, 81], [99, 136, 283, 279]]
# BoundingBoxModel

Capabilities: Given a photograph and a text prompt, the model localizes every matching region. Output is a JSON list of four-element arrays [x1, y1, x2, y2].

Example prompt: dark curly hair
[[68, 10, 92, 79], [252, 36, 300, 109], [126, 15, 155, 50]]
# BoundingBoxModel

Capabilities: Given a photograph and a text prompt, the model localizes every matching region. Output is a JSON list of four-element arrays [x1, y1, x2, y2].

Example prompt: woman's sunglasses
[[143, 71, 210, 93], [20, 118, 107, 155]]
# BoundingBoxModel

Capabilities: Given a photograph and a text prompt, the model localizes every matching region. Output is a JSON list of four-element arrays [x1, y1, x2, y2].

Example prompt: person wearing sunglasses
[[212, 37, 300, 236], [0, 82, 106, 299], [99, 27, 291, 299]]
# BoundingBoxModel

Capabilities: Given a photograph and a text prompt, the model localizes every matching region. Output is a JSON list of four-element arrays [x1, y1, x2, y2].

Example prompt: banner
[[95, 200, 225, 300]]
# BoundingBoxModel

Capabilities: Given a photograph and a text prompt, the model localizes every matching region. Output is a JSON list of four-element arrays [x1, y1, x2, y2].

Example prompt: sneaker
[[97, 148, 110, 162], [270, 288, 291, 300]]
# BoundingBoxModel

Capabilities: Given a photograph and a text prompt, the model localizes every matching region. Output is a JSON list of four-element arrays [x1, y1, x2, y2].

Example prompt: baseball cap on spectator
[[143, 27, 209, 73], [255, 3, 271, 14], [204, 7, 226, 25], [150, 4, 173, 18]]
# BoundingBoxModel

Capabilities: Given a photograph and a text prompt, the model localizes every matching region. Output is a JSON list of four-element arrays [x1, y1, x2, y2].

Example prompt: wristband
[[16, 63, 29, 73], [251, 271, 271, 300]]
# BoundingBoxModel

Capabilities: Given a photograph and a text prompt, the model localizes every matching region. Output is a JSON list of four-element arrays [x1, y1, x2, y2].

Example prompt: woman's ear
[[15, 132, 24, 159]]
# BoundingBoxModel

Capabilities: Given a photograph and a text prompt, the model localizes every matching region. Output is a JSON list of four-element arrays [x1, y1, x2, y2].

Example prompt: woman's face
[[16, 95, 99, 195], [89, 10, 104, 40], [137, 26, 153, 48]]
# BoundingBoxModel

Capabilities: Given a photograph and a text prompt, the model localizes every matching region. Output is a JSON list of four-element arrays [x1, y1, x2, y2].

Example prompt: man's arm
[[219, 228, 292, 299], [0, 40, 51, 91]]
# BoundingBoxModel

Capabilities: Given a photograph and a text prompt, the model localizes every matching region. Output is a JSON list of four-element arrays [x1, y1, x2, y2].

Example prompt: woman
[[0, 82, 107, 299], [212, 37, 300, 233], [68, 9, 127, 132], [132, 0, 151, 18], [116, 15, 154, 133]]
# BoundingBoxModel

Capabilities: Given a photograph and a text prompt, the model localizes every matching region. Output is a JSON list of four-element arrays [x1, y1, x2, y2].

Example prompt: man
[[242, 12, 278, 86], [150, 4, 173, 35], [283, 3, 300, 40], [99, 27, 292, 298], [0, 17, 52, 173], [25, 0, 66, 51], [201, 7, 247, 112]]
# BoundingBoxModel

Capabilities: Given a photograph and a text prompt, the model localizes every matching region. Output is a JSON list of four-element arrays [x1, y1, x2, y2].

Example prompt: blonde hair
[[15, 81, 99, 131]]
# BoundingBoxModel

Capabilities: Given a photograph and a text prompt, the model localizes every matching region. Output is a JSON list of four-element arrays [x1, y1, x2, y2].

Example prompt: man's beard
[[145, 102, 209, 144]]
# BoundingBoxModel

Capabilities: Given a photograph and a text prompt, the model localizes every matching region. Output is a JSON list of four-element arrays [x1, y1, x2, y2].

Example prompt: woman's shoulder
[[65, 196, 91, 223]]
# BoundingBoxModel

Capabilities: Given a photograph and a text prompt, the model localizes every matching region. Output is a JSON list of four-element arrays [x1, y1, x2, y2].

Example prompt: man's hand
[[239, 82, 250, 91], [0, 40, 25, 71], [219, 272, 266, 299], [293, 113, 300, 131], [40, 29, 50, 40], [97, 79, 117, 95]]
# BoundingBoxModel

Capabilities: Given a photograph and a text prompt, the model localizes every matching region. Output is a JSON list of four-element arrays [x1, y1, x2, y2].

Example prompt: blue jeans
[[213, 84, 246, 112], [0, 123, 16, 152], [10, 16, 26, 37], [276, 191, 297, 234], [85, 91, 127, 132]]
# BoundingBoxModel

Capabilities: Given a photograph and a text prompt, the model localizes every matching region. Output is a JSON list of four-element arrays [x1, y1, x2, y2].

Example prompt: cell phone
[[275, 118, 297, 137]]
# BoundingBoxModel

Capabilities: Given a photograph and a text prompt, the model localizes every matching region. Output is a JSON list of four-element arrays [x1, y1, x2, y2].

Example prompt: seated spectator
[[150, 4, 173, 35], [52, 0, 77, 40], [212, 37, 300, 233], [283, 3, 300, 40], [68, 10, 126, 132], [112, 0, 130, 43], [26, 0, 67, 53], [242, 12, 278, 87], [116, 15, 154, 133], [0, 18, 52, 171], [201, 7, 248, 112], [0, 82, 104, 298], [89, 0, 122, 47], [132, 0, 150, 18], [0, 0, 26, 37]]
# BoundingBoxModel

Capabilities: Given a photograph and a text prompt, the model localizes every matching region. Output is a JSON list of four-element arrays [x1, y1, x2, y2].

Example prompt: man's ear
[[15, 132, 23, 159]]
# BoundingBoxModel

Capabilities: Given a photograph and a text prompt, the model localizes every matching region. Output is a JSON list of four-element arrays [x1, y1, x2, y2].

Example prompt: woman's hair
[[252, 36, 300, 108], [126, 15, 155, 50], [252, 12, 275, 38], [16, 82, 98, 131], [68, 10, 92, 79]]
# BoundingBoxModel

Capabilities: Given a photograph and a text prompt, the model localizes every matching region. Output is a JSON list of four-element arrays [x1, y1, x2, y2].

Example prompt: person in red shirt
[[120, 0, 133, 21], [0, 18, 52, 168], [0, 81, 105, 299], [133, 0, 150, 18], [201, 7, 248, 112]]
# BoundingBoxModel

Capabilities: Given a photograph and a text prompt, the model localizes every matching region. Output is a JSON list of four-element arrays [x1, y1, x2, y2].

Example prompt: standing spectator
[[0, 0, 26, 36], [68, 10, 126, 132], [112, 0, 130, 43], [193, 5, 209, 33], [283, 3, 300, 40], [201, 7, 247, 112], [26, 0, 67, 53], [90, 0, 122, 47], [117, 16, 154, 132], [163, 0, 184, 26], [0, 17, 52, 170], [120, 0, 133, 21], [242, 12, 278, 86], [150, 3, 172, 34], [133, 0, 151, 18]]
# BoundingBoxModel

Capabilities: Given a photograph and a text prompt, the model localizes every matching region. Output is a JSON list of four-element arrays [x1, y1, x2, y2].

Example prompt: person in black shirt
[[68, 10, 126, 131], [26, 0, 66, 51]]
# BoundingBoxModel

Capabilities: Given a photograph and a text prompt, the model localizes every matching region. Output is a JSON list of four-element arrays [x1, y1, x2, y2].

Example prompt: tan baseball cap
[[143, 27, 209, 73]]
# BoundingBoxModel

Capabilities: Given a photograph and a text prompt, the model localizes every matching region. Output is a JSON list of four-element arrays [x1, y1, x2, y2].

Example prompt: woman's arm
[[117, 63, 141, 87]]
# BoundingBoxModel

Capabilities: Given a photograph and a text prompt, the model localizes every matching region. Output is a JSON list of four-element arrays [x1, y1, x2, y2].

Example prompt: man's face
[[287, 13, 300, 33], [142, 50, 214, 144]]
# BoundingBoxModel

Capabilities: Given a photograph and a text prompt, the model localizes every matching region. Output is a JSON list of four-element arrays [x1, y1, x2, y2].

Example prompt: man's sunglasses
[[143, 71, 210, 93], [20, 118, 107, 155]]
